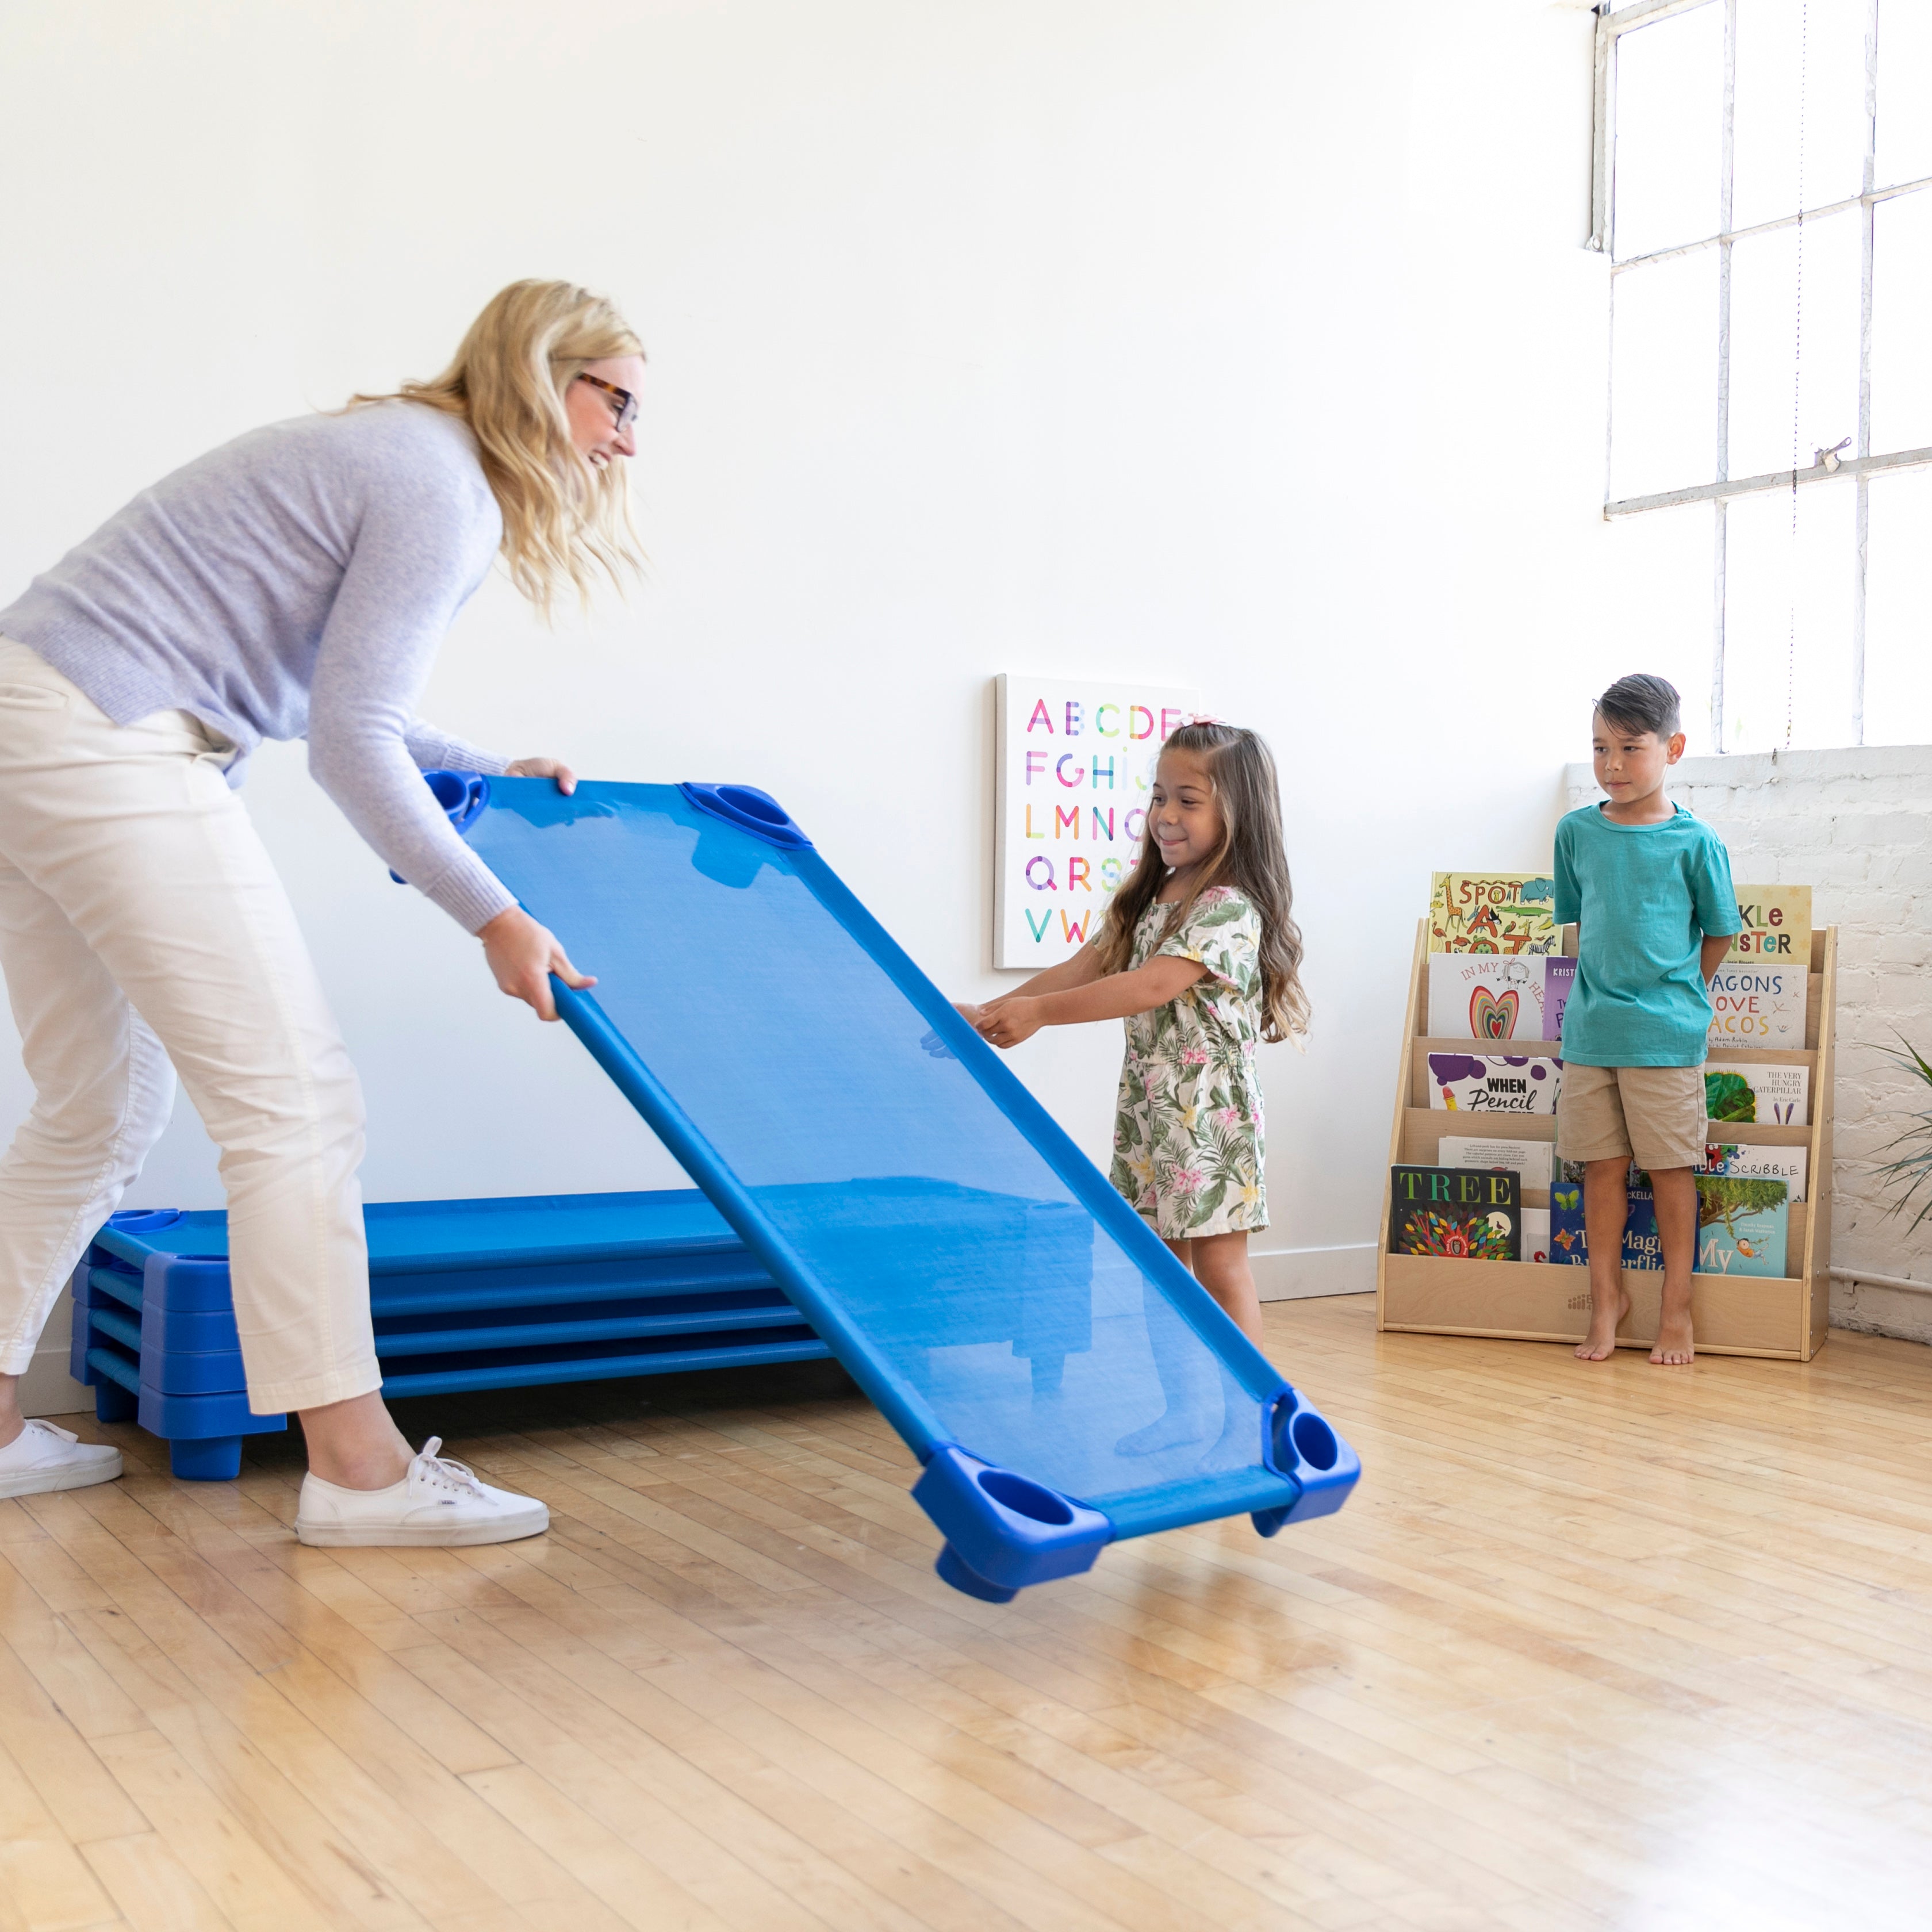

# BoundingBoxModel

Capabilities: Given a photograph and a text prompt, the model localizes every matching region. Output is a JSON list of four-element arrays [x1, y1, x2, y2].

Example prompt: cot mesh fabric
[[466, 780, 1276, 1513]]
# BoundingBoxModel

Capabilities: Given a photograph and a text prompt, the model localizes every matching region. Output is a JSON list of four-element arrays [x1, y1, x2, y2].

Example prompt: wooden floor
[[6, 1297, 1932, 1932]]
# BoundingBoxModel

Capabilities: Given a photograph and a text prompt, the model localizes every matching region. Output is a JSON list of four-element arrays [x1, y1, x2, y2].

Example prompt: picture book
[[1388, 1166, 1521, 1261], [1707, 963, 1807, 1051], [1544, 956, 1576, 1040], [1426, 1053, 1562, 1116], [1547, 1173, 1788, 1276], [1704, 1061, 1810, 1128], [1428, 873, 1559, 956], [1695, 1176, 1789, 1276], [1699, 1142, 1807, 1203], [1436, 1134, 1554, 1190], [1427, 955, 1573, 1042], [1726, 885, 1812, 965], [1548, 1176, 1659, 1270], [1521, 1208, 1551, 1265]]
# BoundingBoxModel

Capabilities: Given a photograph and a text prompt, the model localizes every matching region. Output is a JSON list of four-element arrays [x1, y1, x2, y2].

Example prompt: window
[[1593, 0, 1932, 750]]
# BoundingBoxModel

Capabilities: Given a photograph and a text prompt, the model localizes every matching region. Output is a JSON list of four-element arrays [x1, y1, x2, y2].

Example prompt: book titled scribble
[[1427, 1053, 1562, 1115], [1427, 955, 1575, 1041], [1428, 873, 1560, 956], [1389, 1166, 1521, 1261]]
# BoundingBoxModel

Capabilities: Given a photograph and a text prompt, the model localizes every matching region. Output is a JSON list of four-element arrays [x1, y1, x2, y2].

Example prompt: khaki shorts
[[1557, 1063, 1708, 1171]]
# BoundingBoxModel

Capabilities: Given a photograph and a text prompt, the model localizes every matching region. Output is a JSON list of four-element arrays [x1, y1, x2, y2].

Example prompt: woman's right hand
[[478, 907, 596, 1021]]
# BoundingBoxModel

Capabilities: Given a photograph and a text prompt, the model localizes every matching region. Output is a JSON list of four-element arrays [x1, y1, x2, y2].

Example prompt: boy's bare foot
[[1575, 1291, 1629, 1361], [1650, 1305, 1695, 1366]]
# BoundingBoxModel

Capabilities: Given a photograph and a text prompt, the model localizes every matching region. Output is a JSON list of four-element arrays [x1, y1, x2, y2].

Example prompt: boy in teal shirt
[[1554, 675, 1741, 1366]]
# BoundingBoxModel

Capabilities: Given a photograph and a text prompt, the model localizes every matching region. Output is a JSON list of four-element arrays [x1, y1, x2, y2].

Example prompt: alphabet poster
[[993, 675, 1203, 968]]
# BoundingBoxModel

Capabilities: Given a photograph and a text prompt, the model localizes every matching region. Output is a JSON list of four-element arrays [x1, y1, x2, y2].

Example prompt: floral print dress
[[1108, 885, 1268, 1239]]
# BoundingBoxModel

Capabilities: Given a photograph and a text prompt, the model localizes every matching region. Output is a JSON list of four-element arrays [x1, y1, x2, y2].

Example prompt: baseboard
[[20, 1296, 91, 1419], [1251, 1242, 1377, 1302]]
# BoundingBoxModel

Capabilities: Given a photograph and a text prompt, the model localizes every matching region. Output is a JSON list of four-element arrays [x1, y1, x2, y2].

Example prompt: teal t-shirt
[[1553, 803, 1741, 1067]]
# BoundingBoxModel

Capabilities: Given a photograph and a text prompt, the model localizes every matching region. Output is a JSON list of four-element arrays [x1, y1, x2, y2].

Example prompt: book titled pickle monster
[[1388, 1166, 1522, 1262]]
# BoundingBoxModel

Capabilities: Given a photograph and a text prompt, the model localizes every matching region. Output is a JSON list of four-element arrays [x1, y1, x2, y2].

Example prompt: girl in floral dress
[[964, 722, 1308, 1350]]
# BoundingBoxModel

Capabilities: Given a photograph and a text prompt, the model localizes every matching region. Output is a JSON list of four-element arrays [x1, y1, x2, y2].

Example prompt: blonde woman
[[0, 280, 643, 1542]]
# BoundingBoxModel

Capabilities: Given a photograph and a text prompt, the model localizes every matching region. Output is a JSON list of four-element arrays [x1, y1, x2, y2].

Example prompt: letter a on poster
[[992, 673, 1205, 969]]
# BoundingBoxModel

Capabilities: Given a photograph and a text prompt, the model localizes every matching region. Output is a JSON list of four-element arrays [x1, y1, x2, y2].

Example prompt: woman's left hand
[[505, 757, 577, 795], [976, 998, 1042, 1049]]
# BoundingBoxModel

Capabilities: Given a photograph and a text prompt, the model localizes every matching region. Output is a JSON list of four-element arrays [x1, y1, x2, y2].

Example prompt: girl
[[0, 280, 639, 1542], [967, 722, 1306, 1349]]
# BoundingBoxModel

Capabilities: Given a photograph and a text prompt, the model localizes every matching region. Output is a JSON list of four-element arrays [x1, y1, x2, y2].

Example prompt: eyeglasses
[[574, 372, 638, 434]]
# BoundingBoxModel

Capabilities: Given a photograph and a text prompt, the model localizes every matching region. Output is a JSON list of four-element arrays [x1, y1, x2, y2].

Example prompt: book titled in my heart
[[1427, 955, 1575, 1042], [1388, 1166, 1522, 1261]]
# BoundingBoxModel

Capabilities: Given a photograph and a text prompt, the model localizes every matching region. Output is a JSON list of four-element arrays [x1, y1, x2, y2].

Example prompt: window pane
[[1723, 478, 1856, 751], [1864, 469, 1932, 745], [1611, 252, 1719, 500], [1870, 187, 1932, 454], [1728, 205, 1861, 478], [1875, 0, 1932, 189], [1733, 0, 1869, 232], [1613, 3, 1724, 262], [1597, 504, 1718, 750]]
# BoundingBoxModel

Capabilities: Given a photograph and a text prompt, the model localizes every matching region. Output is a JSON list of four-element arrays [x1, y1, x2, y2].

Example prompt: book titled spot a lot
[[1389, 1166, 1522, 1262]]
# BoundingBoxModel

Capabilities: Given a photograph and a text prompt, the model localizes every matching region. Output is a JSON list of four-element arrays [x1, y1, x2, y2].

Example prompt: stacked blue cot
[[70, 1189, 830, 1479]]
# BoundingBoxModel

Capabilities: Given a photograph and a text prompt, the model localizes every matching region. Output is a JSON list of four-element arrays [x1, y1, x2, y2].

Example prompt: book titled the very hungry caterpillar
[[1388, 1166, 1522, 1261]]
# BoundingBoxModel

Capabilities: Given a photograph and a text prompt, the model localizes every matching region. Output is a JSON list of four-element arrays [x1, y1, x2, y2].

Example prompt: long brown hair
[[353, 279, 646, 613], [1092, 722, 1309, 1042]]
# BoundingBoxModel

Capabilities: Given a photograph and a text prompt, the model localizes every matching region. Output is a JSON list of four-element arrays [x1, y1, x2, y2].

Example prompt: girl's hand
[[478, 907, 596, 1021], [505, 757, 578, 795], [952, 1001, 986, 1027], [976, 998, 1042, 1049]]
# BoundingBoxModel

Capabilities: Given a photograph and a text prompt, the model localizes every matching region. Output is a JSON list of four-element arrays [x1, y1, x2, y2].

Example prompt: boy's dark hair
[[1596, 673, 1682, 740]]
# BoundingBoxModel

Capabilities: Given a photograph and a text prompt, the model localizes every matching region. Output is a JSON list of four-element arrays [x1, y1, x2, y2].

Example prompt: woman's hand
[[952, 1000, 986, 1028], [505, 757, 577, 795], [478, 907, 596, 1021], [976, 997, 1042, 1049]]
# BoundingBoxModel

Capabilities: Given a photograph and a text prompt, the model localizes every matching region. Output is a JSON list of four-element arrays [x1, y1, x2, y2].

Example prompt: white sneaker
[[294, 1437, 549, 1548], [0, 1419, 123, 1498]]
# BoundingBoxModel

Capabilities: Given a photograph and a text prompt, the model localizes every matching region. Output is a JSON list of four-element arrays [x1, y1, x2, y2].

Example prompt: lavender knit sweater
[[0, 401, 519, 932]]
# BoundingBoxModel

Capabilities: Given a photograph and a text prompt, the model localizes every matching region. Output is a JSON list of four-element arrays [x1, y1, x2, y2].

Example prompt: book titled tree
[[1727, 885, 1811, 965], [1388, 1166, 1521, 1260], [1705, 1062, 1810, 1128], [1428, 873, 1559, 956]]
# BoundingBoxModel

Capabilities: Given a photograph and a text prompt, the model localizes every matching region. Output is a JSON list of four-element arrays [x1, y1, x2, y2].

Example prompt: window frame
[[1590, 0, 1932, 750]]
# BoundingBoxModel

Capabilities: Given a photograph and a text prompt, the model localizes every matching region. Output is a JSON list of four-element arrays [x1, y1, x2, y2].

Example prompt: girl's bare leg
[[1175, 1231, 1267, 1350]]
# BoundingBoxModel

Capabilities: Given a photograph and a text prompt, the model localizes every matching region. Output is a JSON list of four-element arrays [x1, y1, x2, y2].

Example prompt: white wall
[[1568, 746, 1932, 1344], [1, 1, 1631, 1406]]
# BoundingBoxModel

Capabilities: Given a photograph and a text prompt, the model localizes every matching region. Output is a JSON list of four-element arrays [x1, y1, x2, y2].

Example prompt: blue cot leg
[[169, 1436, 243, 1482], [94, 1382, 139, 1425]]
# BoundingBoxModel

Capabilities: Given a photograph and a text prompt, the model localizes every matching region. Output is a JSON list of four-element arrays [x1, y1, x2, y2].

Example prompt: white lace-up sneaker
[[0, 1419, 124, 1498], [293, 1437, 549, 1547]]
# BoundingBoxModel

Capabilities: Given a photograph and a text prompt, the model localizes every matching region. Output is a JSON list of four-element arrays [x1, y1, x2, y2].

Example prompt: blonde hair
[[354, 279, 645, 612]]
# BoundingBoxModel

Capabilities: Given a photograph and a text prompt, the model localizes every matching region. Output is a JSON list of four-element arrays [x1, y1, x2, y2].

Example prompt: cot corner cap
[[678, 783, 814, 850], [914, 1443, 1112, 1598]]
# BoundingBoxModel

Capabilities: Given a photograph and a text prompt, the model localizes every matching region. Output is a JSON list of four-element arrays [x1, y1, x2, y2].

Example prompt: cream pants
[[0, 639, 378, 1412]]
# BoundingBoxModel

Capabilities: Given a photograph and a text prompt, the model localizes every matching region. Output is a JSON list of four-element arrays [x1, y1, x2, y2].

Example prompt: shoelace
[[412, 1437, 488, 1500]]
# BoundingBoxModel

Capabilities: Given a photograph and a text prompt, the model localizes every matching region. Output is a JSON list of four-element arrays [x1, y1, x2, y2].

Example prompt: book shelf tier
[[1378, 925, 1835, 1361]]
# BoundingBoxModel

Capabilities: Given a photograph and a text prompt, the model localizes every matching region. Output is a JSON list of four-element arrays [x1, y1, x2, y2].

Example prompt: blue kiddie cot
[[72, 775, 1358, 1600]]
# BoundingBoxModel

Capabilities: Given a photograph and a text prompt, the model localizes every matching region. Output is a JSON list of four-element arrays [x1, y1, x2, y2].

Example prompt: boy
[[1554, 674, 1741, 1366]]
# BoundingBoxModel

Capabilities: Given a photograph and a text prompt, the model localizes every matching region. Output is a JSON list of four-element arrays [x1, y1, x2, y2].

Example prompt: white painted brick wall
[[1563, 745, 1932, 1345]]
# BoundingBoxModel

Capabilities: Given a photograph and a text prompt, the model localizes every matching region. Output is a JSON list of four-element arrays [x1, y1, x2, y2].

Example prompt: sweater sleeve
[[306, 463, 517, 934], [402, 717, 511, 777]]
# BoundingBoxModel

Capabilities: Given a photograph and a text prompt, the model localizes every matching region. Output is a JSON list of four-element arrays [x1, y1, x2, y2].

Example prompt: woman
[[0, 279, 643, 1543]]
